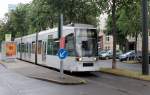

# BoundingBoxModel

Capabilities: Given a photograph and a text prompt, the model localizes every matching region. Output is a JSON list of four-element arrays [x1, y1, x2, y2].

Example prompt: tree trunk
[[112, 0, 117, 69], [125, 39, 129, 52]]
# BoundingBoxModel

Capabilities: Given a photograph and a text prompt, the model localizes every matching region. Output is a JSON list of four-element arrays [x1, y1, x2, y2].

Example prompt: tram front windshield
[[76, 29, 98, 57]]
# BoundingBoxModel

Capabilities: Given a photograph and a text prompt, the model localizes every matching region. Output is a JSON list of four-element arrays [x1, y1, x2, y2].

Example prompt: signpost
[[57, 48, 68, 79], [58, 12, 67, 79], [5, 34, 11, 42]]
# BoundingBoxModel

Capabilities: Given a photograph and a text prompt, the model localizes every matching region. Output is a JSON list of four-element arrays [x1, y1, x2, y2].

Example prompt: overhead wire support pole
[[142, 0, 149, 75], [60, 14, 64, 79], [112, 0, 117, 69], [35, 3, 39, 65], [58, 0, 64, 79]]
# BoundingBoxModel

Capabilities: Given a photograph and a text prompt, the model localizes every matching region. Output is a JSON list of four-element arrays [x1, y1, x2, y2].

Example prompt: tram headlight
[[79, 58, 82, 61], [76, 57, 82, 61], [94, 57, 97, 61]]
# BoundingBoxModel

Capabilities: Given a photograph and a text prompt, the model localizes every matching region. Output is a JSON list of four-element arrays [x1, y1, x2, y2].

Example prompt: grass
[[100, 68, 150, 81], [122, 60, 139, 64]]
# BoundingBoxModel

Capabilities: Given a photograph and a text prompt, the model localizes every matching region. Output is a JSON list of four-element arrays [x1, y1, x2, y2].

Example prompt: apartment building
[[136, 31, 150, 52]]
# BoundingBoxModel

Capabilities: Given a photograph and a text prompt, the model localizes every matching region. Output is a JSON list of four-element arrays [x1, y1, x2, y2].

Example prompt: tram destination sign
[[59, 37, 65, 48]]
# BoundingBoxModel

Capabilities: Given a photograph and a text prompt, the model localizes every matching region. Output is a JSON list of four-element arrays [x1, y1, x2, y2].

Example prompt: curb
[[29, 76, 87, 85]]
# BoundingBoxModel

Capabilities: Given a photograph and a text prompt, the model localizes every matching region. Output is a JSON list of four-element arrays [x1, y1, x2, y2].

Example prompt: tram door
[[42, 41, 46, 62]]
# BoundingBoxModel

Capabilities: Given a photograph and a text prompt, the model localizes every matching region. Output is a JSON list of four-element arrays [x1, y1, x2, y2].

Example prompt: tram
[[15, 24, 100, 72]]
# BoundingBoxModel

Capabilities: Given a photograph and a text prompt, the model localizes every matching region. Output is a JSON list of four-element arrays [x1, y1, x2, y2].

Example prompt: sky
[[0, 0, 32, 19]]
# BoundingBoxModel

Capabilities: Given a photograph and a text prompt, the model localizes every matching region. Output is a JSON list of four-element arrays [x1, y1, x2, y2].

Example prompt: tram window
[[21, 43, 25, 52], [47, 39, 54, 55], [65, 33, 75, 56], [47, 38, 59, 55], [18, 43, 21, 52], [53, 40, 59, 55], [45, 42, 47, 54], [38, 40, 42, 54], [26, 43, 28, 53], [32, 42, 35, 53], [19, 43, 21, 52], [82, 41, 89, 50]]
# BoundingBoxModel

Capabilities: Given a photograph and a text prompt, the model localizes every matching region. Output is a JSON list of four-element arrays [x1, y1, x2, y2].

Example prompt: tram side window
[[47, 39, 59, 55], [26, 43, 28, 53], [19, 43, 21, 52], [32, 42, 36, 53], [38, 40, 42, 54], [21, 43, 25, 52], [47, 39, 53, 55], [18, 44, 21, 52], [53, 40, 59, 55], [29, 43, 32, 53], [65, 33, 75, 56], [24, 43, 26, 53]]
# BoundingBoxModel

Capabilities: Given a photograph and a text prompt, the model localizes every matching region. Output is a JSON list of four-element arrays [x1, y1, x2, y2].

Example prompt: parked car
[[99, 50, 113, 60], [119, 51, 136, 61], [98, 50, 107, 59], [98, 50, 107, 55], [136, 53, 150, 63]]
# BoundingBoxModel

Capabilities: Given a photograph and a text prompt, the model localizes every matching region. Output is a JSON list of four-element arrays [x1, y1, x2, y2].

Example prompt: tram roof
[[15, 24, 96, 40]]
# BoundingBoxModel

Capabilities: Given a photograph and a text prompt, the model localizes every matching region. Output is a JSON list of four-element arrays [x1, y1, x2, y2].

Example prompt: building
[[8, 4, 17, 11], [98, 13, 119, 51], [98, 32, 113, 50], [97, 13, 150, 52], [136, 30, 150, 52]]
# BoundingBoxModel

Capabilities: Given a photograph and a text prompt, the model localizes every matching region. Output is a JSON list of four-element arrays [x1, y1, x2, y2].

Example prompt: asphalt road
[[73, 72, 150, 95], [0, 59, 150, 95], [98, 59, 150, 72]]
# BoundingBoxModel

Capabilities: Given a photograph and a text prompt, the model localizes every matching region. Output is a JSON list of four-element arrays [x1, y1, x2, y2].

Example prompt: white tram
[[15, 24, 100, 72]]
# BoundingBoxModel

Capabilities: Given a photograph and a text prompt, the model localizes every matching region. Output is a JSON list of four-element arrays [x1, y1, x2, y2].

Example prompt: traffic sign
[[5, 34, 11, 42], [58, 48, 68, 60]]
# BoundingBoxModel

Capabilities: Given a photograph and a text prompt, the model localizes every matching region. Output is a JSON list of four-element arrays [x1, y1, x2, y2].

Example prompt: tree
[[100, 0, 143, 68]]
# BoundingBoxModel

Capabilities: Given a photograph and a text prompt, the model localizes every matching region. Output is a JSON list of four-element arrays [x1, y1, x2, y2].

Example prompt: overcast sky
[[0, 0, 32, 19]]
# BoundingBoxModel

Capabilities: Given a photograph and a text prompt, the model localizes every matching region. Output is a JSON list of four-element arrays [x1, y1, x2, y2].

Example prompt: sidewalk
[[0, 60, 86, 85]]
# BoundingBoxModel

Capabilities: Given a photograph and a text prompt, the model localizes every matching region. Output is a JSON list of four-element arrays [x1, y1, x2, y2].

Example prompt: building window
[[106, 36, 110, 42], [105, 46, 107, 50]]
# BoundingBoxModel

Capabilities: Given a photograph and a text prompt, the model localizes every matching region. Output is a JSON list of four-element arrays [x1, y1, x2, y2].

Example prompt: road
[[97, 59, 150, 72], [0, 59, 150, 95], [75, 72, 150, 95]]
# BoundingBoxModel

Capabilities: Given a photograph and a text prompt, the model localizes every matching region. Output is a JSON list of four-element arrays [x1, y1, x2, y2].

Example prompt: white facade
[[8, 4, 17, 11], [137, 32, 150, 52], [98, 13, 120, 50], [99, 32, 113, 50]]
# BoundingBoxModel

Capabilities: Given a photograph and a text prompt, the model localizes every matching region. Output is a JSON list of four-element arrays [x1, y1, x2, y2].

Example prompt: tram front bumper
[[69, 61, 100, 72]]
